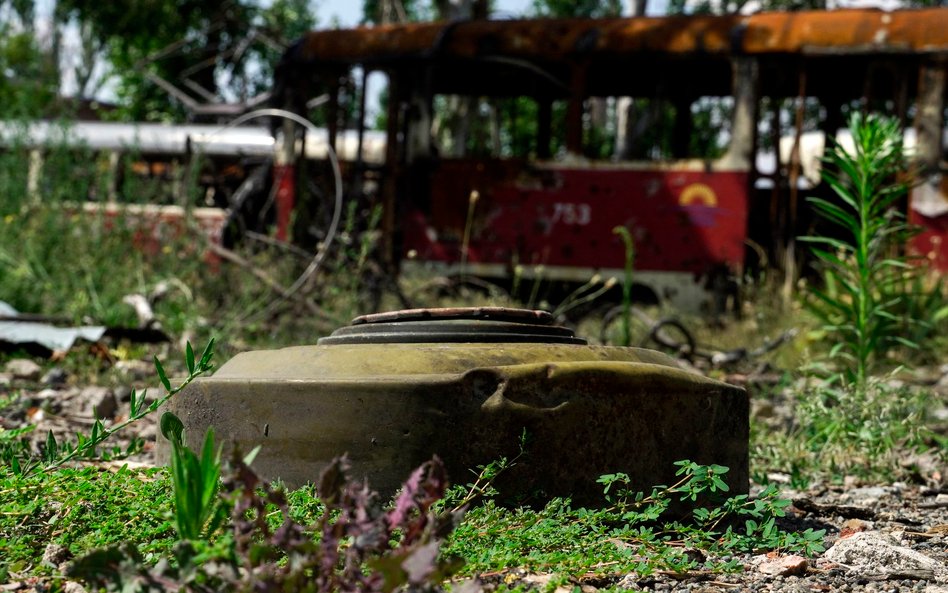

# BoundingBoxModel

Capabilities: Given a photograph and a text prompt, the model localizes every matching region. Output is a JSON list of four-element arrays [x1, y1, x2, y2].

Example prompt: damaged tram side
[[276, 8, 948, 312]]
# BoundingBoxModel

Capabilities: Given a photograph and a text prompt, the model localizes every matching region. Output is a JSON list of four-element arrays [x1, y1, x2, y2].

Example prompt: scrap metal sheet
[[0, 302, 106, 352]]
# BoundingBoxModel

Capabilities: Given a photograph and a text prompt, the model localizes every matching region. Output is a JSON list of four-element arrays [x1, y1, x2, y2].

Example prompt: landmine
[[160, 307, 747, 506]]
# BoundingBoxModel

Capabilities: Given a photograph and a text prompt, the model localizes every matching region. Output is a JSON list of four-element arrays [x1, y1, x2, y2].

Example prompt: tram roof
[[285, 7, 948, 66]]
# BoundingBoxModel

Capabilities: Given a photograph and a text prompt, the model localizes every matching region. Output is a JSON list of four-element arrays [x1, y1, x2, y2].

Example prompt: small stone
[[450, 579, 485, 593], [5, 358, 42, 381], [935, 369, 948, 389], [0, 373, 11, 390], [115, 386, 134, 403], [521, 574, 553, 588], [137, 422, 157, 441], [840, 486, 893, 507], [114, 359, 153, 381], [63, 582, 88, 593], [34, 388, 64, 413], [840, 518, 874, 538], [756, 554, 808, 577], [42, 367, 68, 387], [35, 388, 60, 400], [614, 574, 643, 591], [42, 542, 70, 568], [82, 386, 118, 420]]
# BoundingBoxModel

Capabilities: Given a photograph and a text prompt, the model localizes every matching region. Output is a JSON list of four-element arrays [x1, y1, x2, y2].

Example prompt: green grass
[[0, 466, 176, 577], [0, 457, 823, 586]]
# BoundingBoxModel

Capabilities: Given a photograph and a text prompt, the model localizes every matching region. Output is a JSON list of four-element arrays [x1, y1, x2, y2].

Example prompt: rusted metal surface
[[321, 307, 585, 345], [287, 8, 948, 68]]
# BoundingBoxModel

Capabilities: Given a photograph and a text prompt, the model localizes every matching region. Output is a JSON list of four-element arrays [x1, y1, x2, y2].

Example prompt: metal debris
[[0, 302, 106, 355]]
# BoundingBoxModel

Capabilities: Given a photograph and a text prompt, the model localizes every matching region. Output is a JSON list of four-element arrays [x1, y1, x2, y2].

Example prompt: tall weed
[[794, 112, 946, 477], [0, 141, 208, 329], [801, 112, 943, 385]]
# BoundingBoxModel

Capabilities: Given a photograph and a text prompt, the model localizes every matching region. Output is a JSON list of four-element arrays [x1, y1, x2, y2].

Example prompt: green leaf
[[90, 419, 103, 444], [44, 430, 57, 464], [185, 342, 195, 375], [129, 389, 141, 417], [892, 336, 918, 349], [198, 338, 215, 371], [807, 197, 858, 230], [160, 411, 185, 445], [154, 356, 171, 392]]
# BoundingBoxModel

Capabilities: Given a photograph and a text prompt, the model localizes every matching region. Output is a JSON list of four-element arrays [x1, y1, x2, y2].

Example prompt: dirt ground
[[2, 352, 947, 592]]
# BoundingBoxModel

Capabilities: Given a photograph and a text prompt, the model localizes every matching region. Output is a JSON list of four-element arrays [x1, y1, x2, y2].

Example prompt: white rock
[[35, 388, 60, 400], [5, 358, 42, 381], [823, 532, 942, 576]]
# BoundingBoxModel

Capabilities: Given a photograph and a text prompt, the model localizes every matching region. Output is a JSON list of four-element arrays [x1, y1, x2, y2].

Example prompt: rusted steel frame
[[768, 97, 782, 247], [787, 65, 806, 225], [290, 9, 948, 68], [382, 69, 401, 269], [404, 67, 434, 161], [356, 68, 369, 172], [728, 56, 758, 169], [783, 63, 807, 301], [914, 57, 946, 177], [893, 61, 911, 129]]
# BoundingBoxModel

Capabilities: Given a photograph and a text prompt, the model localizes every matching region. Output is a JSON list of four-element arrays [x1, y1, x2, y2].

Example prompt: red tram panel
[[405, 161, 748, 277]]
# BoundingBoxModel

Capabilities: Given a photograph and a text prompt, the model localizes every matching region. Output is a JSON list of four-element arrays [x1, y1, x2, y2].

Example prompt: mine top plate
[[320, 307, 586, 345], [350, 307, 554, 326]]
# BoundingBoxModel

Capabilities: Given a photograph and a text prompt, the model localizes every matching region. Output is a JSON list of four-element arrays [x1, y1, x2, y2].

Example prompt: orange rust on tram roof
[[289, 8, 948, 67], [741, 9, 948, 54]]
